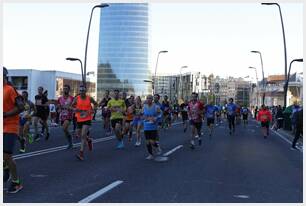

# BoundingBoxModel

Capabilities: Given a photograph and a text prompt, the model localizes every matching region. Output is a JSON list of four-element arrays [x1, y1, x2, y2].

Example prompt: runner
[[153, 93, 163, 154], [188, 92, 204, 149], [215, 104, 222, 125], [172, 100, 179, 123], [226, 98, 237, 135], [3, 67, 24, 193], [161, 95, 171, 129], [124, 95, 135, 142], [18, 91, 35, 153], [57, 84, 74, 149], [257, 105, 272, 139], [180, 99, 189, 133], [33, 86, 50, 141], [72, 85, 97, 160], [99, 90, 112, 136], [107, 89, 126, 149], [241, 106, 250, 128], [204, 100, 218, 138], [142, 95, 162, 160], [132, 96, 143, 146]]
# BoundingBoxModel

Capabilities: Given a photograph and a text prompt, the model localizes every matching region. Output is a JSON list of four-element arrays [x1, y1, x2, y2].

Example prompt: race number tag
[[80, 111, 88, 118]]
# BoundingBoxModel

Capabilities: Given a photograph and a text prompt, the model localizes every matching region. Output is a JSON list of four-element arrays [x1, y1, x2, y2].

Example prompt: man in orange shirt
[[3, 67, 25, 193], [257, 104, 272, 139]]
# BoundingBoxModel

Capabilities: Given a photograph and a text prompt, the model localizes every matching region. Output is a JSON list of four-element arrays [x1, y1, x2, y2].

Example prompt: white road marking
[[163, 145, 183, 157], [233, 195, 250, 199], [78, 180, 123, 203], [30, 174, 48, 178], [271, 129, 302, 153]]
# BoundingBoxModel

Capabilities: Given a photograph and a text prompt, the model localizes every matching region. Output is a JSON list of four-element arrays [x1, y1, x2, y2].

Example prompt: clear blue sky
[[2, 2, 303, 81]]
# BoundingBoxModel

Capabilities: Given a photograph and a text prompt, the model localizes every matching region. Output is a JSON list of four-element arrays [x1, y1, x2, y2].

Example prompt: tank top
[[75, 95, 92, 122]]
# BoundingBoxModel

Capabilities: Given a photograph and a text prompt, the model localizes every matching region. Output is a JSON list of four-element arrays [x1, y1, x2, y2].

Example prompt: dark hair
[[114, 89, 119, 93], [22, 91, 28, 96], [229, 98, 233, 101], [64, 84, 71, 90], [192, 92, 198, 97], [3, 67, 8, 77], [38, 86, 44, 91]]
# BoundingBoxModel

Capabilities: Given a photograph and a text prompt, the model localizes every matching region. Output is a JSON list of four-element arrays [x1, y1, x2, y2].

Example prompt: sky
[[2, 1, 303, 82]]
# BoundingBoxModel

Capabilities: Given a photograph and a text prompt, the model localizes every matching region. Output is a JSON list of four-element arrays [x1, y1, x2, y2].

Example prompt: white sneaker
[[156, 147, 162, 155], [146, 155, 154, 160], [195, 135, 199, 138]]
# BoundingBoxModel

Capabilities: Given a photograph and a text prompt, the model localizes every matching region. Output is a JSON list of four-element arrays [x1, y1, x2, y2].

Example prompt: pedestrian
[[188, 92, 204, 149], [99, 90, 112, 135], [204, 100, 218, 138], [132, 96, 143, 146], [180, 99, 189, 133], [241, 106, 250, 128], [254, 106, 259, 119], [142, 95, 162, 160], [3, 67, 24, 193], [226, 98, 237, 135], [291, 101, 302, 134], [291, 108, 303, 150], [58, 84, 74, 149], [257, 105, 272, 139], [72, 85, 97, 160]]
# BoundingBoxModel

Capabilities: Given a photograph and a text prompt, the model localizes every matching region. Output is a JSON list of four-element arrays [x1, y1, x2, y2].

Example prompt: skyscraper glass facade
[[97, 3, 151, 100]]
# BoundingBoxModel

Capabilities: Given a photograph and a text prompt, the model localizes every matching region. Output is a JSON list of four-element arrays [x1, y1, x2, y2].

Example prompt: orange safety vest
[[75, 95, 92, 122]]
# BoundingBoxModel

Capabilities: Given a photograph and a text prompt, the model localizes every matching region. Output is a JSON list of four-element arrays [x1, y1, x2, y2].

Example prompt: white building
[[7, 69, 96, 101]]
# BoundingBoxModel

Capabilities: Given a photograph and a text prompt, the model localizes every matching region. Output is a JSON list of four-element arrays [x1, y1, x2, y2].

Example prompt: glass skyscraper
[[97, 3, 151, 100]]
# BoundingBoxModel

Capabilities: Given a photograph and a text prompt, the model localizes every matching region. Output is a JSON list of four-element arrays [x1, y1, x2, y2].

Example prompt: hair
[[38, 86, 44, 91], [192, 92, 198, 97], [229, 98, 233, 101], [64, 84, 71, 90], [22, 91, 28, 96], [113, 89, 119, 93]]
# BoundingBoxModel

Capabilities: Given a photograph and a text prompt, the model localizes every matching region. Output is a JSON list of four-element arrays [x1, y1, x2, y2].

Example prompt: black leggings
[[227, 115, 235, 131]]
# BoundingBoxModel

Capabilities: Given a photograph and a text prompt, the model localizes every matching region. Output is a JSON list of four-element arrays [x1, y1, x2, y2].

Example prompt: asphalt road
[[3, 117, 303, 203]]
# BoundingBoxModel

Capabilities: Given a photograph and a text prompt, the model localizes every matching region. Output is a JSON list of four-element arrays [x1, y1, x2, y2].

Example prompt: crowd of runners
[[3, 67, 303, 194]]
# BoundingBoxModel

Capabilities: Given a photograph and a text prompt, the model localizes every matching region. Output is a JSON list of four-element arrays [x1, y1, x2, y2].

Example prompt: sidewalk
[[273, 127, 303, 148]]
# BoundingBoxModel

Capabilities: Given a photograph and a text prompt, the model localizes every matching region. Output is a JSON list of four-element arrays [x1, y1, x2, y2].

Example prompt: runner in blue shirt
[[204, 101, 218, 138], [226, 98, 237, 135], [241, 106, 250, 127]]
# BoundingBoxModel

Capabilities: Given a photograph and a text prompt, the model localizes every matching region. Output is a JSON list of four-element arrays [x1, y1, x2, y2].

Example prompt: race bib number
[[80, 111, 89, 118]]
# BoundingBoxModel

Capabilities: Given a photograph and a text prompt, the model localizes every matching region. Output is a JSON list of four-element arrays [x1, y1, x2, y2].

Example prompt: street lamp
[[66, 57, 85, 85], [251, 51, 265, 105], [249, 66, 259, 106], [84, 3, 109, 87], [179, 65, 188, 100], [284, 58, 303, 107], [153, 50, 168, 94], [261, 3, 287, 107]]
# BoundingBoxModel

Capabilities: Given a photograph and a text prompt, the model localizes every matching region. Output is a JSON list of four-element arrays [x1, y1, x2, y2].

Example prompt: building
[[7, 69, 96, 101], [97, 3, 151, 100], [155, 74, 179, 102]]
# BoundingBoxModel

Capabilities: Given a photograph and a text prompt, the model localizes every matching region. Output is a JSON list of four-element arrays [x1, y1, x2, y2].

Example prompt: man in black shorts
[[180, 99, 189, 132]]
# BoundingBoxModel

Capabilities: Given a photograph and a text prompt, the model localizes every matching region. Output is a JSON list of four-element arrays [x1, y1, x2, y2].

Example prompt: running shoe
[[45, 132, 50, 140], [195, 135, 199, 138], [116, 141, 124, 149], [28, 134, 34, 144], [7, 180, 23, 194], [34, 134, 40, 142], [190, 140, 195, 149], [76, 151, 84, 161], [3, 168, 10, 183], [146, 155, 154, 160], [87, 138, 93, 151], [19, 138, 26, 153], [135, 141, 141, 147]]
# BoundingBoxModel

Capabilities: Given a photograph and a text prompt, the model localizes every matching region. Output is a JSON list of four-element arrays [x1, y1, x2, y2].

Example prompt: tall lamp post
[[84, 3, 109, 87], [251, 51, 265, 105], [66, 57, 85, 85], [249, 66, 259, 106], [153, 50, 168, 94], [261, 3, 287, 107], [179, 66, 188, 100], [284, 58, 303, 106]]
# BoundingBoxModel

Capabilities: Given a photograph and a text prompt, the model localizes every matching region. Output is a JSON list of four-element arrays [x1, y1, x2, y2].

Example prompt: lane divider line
[[78, 180, 123, 203], [163, 145, 183, 157]]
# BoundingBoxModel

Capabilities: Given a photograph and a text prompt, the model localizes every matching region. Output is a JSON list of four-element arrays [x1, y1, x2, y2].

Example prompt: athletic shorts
[[3, 133, 18, 154], [34, 112, 49, 121], [181, 112, 188, 121], [144, 130, 158, 141], [77, 120, 92, 129], [132, 118, 143, 126], [261, 121, 270, 128], [207, 118, 215, 126], [243, 114, 248, 120], [125, 119, 133, 124], [111, 119, 123, 129], [189, 120, 202, 130], [61, 119, 72, 126]]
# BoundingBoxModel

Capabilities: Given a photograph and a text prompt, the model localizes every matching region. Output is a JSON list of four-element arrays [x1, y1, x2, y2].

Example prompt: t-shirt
[[205, 105, 218, 119], [107, 99, 126, 120], [242, 108, 249, 115], [180, 103, 188, 114], [35, 94, 49, 114], [227, 103, 237, 116], [188, 100, 204, 122], [3, 84, 20, 134], [161, 101, 170, 113]]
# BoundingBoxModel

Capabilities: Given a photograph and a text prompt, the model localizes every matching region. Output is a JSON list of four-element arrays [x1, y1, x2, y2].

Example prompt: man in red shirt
[[188, 92, 204, 149], [3, 67, 24, 193], [257, 104, 272, 139]]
